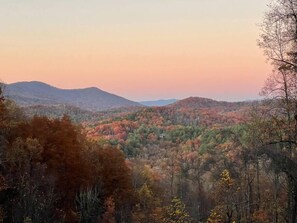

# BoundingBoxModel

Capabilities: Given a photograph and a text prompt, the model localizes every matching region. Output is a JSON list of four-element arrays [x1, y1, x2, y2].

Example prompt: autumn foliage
[[0, 93, 134, 222]]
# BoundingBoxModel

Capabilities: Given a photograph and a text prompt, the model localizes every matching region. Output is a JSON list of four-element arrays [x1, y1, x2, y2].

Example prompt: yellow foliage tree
[[207, 169, 237, 223], [162, 197, 192, 223]]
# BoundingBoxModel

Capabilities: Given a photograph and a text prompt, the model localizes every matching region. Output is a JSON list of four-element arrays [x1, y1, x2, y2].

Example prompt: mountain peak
[[4, 81, 141, 111], [11, 81, 54, 87], [170, 97, 230, 109]]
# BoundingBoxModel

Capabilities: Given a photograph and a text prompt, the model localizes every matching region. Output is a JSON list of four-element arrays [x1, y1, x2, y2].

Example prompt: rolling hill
[[3, 81, 141, 111], [169, 97, 246, 109]]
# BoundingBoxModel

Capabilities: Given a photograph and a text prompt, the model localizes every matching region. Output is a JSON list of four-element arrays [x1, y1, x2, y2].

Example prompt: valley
[[2, 0, 297, 222], [1, 82, 283, 223]]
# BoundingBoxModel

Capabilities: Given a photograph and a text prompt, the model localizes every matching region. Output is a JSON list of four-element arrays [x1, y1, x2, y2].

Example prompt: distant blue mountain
[[3, 81, 141, 111], [139, 99, 178, 107]]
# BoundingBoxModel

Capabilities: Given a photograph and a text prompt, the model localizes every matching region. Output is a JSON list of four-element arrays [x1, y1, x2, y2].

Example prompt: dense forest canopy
[[1, 0, 297, 222]]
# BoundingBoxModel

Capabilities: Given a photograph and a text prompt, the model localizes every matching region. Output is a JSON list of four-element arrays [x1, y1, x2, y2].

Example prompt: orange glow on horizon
[[0, 0, 271, 101]]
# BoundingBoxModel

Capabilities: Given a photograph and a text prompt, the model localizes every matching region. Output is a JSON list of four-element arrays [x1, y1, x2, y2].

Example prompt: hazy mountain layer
[[139, 99, 177, 106], [3, 81, 141, 111]]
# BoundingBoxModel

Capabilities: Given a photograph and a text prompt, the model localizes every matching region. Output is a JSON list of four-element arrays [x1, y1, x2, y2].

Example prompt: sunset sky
[[1, 0, 271, 101]]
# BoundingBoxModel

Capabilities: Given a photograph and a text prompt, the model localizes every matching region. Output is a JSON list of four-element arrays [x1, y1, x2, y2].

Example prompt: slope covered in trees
[[1, 85, 295, 222], [0, 93, 134, 222], [1, 0, 297, 222]]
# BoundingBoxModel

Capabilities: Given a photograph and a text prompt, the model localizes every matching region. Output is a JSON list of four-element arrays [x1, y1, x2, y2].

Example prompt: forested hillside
[[1, 85, 296, 222], [1, 0, 297, 222]]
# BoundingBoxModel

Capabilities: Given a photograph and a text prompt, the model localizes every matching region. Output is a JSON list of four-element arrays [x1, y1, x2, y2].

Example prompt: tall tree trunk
[[273, 172, 279, 223], [292, 184, 297, 223], [256, 159, 261, 211]]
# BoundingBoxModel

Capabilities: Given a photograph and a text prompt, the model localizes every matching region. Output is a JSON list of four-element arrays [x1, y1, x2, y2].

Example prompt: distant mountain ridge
[[139, 99, 178, 106], [3, 81, 141, 111], [169, 97, 249, 109]]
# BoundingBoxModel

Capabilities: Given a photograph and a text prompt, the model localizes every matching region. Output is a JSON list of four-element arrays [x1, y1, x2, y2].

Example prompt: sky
[[0, 0, 272, 101]]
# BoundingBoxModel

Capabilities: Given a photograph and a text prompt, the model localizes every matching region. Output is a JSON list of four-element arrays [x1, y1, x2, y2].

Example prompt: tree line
[[1, 0, 297, 222]]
